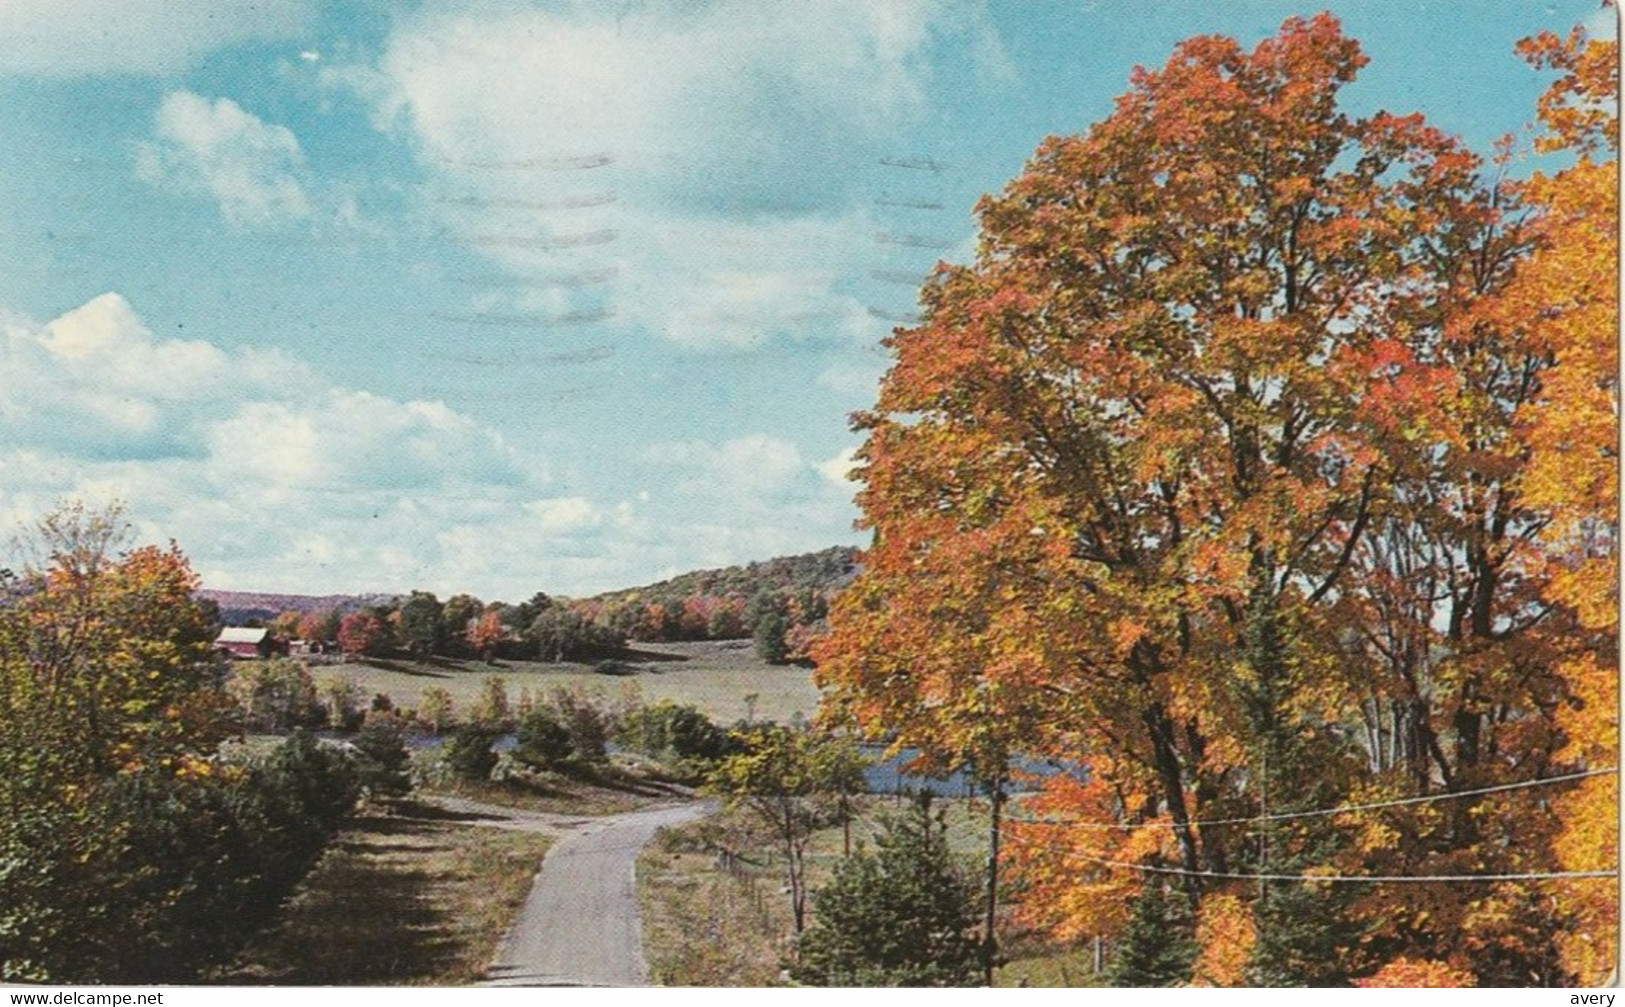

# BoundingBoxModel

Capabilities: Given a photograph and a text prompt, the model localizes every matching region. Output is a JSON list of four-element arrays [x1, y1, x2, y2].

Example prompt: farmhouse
[[214, 626, 275, 659]]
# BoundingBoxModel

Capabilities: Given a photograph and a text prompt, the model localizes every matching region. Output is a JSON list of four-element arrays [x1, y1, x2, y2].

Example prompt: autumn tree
[[395, 591, 444, 657], [227, 658, 322, 731], [268, 609, 303, 641], [337, 611, 390, 658], [418, 685, 455, 734], [297, 608, 340, 646], [467, 609, 506, 662], [469, 675, 511, 728], [0, 502, 230, 775], [440, 593, 484, 655], [0, 503, 360, 980], [1507, 22, 1620, 986], [816, 13, 1570, 983], [707, 726, 868, 934]]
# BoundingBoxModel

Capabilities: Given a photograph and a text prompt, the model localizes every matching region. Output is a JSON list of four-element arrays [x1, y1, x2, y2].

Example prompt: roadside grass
[[212, 798, 550, 986], [637, 792, 1100, 987], [638, 805, 794, 986], [416, 752, 692, 817], [332, 640, 819, 725], [993, 942, 1107, 988]]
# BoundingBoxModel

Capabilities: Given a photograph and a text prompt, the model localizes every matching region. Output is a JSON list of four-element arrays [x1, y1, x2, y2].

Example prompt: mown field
[[327, 639, 821, 725]]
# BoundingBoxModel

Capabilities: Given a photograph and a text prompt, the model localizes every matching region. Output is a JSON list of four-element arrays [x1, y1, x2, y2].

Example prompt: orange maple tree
[[1511, 23, 1619, 987], [817, 12, 1616, 986]]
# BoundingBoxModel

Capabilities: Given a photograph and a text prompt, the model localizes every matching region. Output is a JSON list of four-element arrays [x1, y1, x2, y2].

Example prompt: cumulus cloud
[[0, 293, 564, 595], [652, 435, 808, 496], [633, 433, 865, 571], [815, 446, 862, 485], [331, 0, 1001, 350], [0, 1, 317, 78], [135, 92, 312, 227], [0, 292, 864, 597]]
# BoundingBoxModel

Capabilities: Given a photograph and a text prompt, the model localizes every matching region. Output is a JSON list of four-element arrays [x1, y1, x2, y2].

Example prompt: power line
[[1006, 766, 1618, 832], [999, 831, 1618, 884]]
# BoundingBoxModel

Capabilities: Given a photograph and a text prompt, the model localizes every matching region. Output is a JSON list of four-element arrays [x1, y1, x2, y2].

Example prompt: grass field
[[214, 799, 552, 986], [325, 639, 821, 725]]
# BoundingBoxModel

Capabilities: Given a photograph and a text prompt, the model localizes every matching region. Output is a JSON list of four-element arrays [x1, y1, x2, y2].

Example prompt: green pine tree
[[1105, 875, 1198, 987], [790, 793, 983, 987], [1237, 601, 1366, 986], [1244, 839, 1364, 987]]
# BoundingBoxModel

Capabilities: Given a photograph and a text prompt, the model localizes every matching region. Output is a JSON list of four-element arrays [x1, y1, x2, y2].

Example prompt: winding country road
[[446, 798, 713, 987]]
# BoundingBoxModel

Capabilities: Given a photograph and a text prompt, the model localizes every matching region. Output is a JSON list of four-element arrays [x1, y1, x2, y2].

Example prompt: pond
[[860, 745, 1086, 797]]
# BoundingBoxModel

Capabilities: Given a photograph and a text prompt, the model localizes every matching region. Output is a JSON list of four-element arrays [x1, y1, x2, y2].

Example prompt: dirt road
[[473, 800, 714, 986]]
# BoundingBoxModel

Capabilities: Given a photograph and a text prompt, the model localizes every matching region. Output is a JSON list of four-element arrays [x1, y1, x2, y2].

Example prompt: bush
[[665, 704, 734, 762], [619, 701, 734, 769], [257, 729, 362, 837], [545, 686, 608, 763], [443, 723, 501, 781], [0, 730, 366, 983], [352, 716, 413, 798], [512, 708, 573, 770], [227, 659, 323, 732]]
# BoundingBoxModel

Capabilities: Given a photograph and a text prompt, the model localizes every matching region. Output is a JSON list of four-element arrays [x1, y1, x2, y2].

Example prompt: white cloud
[[2, 293, 268, 458], [816, 446, 861, 485], [817, 357, 888, 400], [333, 0, 999, 350], [651, 435, 806, 496], [136, 92, 311, 227], [630, 432, 866, 573], [0, 292, 866, 598], [1584, 5, 1619, 41], [526, 496, 600, 534], [0, 293, 561, 596], [0, 1, 317, 78]]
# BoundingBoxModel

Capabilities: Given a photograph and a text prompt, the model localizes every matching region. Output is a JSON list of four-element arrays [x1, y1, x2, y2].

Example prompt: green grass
[[638, 806, 795, 986], [994, 942, 1111, 994], [418, 753, 693, 817], [213, 799, 552, 986], [326, 640, 819, 725]]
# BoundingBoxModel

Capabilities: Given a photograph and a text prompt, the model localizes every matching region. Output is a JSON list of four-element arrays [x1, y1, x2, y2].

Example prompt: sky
[[0, 0, 1611, 600]]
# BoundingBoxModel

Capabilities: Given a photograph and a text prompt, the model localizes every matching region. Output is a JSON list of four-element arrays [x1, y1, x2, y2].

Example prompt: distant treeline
[[239, 545, 861, 665]]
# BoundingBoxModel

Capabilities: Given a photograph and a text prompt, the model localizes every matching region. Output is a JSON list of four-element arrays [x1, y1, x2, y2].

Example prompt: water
[[860, 746, 1085, 797]]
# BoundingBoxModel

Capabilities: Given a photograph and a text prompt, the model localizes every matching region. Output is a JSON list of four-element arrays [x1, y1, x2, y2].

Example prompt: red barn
[[215, 626, 274, 659]]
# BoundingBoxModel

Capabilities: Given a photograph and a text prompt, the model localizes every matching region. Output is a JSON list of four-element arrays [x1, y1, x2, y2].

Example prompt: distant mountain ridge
[[589, 545, 861, 605], [196, 590, 397, 626], [197, 545, 863, 624]]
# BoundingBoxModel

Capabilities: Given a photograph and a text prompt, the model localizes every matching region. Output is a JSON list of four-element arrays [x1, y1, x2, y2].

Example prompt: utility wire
[[1006, 766, 1618, 832], [999, 831, 1618, 884]]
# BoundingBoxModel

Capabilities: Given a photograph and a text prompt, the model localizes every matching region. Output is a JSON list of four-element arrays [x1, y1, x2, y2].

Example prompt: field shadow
[[356, 657, 453, 679], [611, 646, 691, 665], [565, 763, 693, 798], [369, 799, 510, 827], [214, 815, 465, 985]]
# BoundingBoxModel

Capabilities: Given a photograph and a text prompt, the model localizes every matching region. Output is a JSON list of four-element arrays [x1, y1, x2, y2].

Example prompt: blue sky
[[0, 0, 1610, 600]]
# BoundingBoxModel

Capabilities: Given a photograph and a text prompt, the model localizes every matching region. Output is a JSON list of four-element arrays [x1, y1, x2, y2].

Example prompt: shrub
[[443, 723, 501, 781], [512, 708, 574, 771], [545, 686, 608, 763], [352, 716, 413, 798]]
